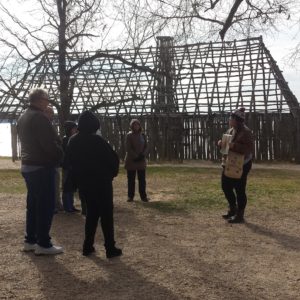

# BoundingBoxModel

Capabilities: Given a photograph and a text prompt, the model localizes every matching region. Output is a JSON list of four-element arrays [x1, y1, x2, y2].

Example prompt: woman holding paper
[[218, 107, 254, 223]]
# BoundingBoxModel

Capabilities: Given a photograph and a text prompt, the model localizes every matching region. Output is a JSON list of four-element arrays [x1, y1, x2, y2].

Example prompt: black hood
[[77, 111, 100, 134]]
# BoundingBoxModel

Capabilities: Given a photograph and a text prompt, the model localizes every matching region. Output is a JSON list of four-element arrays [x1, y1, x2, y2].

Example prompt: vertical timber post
[[296, 116, 300, 163], [11, 123, 18, 162], [155, 36, 183, 161]]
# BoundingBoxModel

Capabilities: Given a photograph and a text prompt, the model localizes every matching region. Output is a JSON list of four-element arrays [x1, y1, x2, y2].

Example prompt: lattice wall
[[0, 36, 298, 121]]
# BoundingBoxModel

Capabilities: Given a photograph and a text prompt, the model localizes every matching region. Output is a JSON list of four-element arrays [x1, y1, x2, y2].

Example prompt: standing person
[[62, 121, 80, 213], [64, 111, 122, 258], [17, 88, 64, 255], [124, 119, 149, 202], [218, 107, 254, 223], [44, 106, 64, 213]]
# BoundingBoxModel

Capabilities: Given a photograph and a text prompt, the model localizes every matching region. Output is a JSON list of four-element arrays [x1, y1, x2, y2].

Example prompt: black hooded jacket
[[64, 111, 119, 189]]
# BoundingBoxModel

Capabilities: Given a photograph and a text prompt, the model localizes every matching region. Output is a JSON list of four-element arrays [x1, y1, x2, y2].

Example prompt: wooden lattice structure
[[0, 36, 299, 161]]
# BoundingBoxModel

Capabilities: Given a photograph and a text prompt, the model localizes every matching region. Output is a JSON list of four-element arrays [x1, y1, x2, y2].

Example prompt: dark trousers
[[22, 167, 56, 248], [54, 168, 62, 210], [221, 160, 252, 211], [78, 190, 87, 215], [62, 191, 75, 212], [62, 169, 75, 211], [80, 181, 115, 250], [127, 169, 147, 199]]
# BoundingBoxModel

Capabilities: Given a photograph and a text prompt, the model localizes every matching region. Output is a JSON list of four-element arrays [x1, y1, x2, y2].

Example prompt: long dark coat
[[124, 132, 148, 171]]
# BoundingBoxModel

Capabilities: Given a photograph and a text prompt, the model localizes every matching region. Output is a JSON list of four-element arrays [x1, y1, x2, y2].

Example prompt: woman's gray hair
[[28, 88, 48, 103]]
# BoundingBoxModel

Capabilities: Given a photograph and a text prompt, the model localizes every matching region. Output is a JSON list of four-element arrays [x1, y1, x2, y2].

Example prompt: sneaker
[[127, 198, 133, 202], [35, 245, 64, 256], [106, 247, 122, 259], [23, 242, 36, 252]]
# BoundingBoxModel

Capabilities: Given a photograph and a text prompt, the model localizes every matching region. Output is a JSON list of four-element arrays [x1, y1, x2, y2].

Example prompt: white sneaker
[[35, 245, 64, 256], [23, 242, 36, 252]]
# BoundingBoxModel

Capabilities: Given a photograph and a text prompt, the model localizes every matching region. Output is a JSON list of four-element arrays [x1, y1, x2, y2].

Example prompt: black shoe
[[127, 198, 133, 202], [228, 209, 245, 224], [106, 247, 122, 259], [141, 197, 149, 202], [222, 210, 236, 220], [228, 215, 244, 223], [82, 246, 95, 256]]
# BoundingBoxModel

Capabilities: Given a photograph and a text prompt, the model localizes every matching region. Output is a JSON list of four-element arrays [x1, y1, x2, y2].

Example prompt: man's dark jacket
[[17, 106, 63, 166]]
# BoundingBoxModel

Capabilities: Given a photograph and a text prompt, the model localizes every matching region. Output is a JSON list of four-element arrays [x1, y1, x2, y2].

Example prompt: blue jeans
[[22, 167, 56, 248]]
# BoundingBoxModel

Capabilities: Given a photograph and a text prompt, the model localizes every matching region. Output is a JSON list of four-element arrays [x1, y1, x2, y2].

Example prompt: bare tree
[[120, 0, 294, 43], [0, 0, 157, 130]]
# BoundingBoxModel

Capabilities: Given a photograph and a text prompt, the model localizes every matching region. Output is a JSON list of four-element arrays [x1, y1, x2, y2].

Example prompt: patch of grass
[[247, 169, 300, 209], [142, 201, 187, 213], [147, 166, 300, 213], [1, 166, 300, 213], [0, 169, 26, 194]]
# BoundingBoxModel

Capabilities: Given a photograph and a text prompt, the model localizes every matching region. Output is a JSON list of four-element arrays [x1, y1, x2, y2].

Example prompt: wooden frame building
[[0, 36, 299, 162]]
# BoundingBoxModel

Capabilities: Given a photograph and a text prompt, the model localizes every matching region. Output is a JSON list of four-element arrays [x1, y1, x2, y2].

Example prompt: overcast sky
[[264, 26, 300, 102], [2, 1, 299, 99]]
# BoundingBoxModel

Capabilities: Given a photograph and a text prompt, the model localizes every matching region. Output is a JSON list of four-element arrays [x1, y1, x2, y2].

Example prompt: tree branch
[[88, 95, 142, 112], [219, 0, 244, 40], [67, 50, 156, 75], [152, 12, 224, 26]]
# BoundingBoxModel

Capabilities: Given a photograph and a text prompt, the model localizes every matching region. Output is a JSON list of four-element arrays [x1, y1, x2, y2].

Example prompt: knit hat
[[77, 111, 100, 134], [231, 107, 245, 122], [64, 121, 77, 137]]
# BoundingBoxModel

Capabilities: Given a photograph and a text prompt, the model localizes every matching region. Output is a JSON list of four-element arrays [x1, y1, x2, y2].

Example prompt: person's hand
[[217, 139, 222, 147]]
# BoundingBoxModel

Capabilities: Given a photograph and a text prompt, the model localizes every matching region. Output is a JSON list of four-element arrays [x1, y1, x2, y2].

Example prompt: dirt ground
[[0, 160, 300, 299]]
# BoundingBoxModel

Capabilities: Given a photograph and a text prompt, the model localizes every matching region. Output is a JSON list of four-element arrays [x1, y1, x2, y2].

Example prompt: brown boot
[[228, 209, 245, 223]]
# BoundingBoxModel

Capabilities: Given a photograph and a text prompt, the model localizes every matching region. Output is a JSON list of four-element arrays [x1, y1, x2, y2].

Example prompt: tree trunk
[[57, 0, 72, 135]]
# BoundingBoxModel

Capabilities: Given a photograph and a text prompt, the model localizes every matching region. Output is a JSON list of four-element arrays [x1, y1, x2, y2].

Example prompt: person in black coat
[[64, 111, 122, 258]]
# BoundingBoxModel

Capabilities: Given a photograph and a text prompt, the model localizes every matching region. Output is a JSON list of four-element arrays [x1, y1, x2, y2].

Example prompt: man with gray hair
[[17, 88, 64, 255]]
